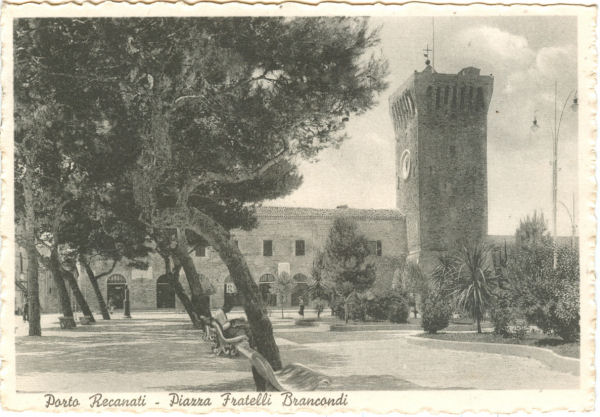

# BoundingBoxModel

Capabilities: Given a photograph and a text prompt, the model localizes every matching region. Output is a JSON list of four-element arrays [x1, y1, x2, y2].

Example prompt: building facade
[[74, 206, 407, 313]]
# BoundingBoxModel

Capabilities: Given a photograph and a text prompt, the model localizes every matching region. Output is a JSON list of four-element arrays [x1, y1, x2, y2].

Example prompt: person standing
[[23, 301, 29, 322], [298, 297, 305, 318]]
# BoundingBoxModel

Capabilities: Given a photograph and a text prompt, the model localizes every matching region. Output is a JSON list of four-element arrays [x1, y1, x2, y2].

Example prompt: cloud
[[455, 25, 535, 67]]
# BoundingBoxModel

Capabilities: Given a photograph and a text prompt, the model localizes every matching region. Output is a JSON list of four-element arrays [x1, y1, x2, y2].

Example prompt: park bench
[[58, 316, 76, 329], [207, 320, 332, 391]]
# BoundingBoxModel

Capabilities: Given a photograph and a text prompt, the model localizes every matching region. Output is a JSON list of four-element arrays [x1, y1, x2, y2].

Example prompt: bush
[[387, 297, 410, 323], [490, 290, 516, 336], [332, 298, 346, 320], [421, 294, 452, 334], [512, 244, 580, 341], [365, 296, 388, 321]]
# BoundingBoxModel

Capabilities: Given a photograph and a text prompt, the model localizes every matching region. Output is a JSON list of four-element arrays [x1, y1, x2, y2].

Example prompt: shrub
[[489, 290, 516, 336], [332, 298, 346, 320], [421, 294, 452, 334], [365, 296, 388, 321], [512, 319, 528, 341], [387, 296, 410, 323], [511, 244, 580, 341]]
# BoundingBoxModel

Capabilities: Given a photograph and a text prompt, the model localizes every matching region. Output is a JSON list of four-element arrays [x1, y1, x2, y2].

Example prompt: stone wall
[[76, 207, 408, 312], [391, 65, 493, 273]]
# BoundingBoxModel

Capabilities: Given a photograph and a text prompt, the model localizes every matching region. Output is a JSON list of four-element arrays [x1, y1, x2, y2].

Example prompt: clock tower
[[390, 65, 494, 272]]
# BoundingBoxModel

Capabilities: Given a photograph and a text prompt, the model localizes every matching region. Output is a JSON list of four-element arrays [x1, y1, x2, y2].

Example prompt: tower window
[[435, 87, 441, 109], [426, 86, 433, 110], [263, 240, 273, 256], [459, 87, 466, 110], [451, 87, 457, 109], [476, 87, 485, 110], [468, 86, 474, 110], [295, 240, 305, 256], [444, 86, 450, 106]]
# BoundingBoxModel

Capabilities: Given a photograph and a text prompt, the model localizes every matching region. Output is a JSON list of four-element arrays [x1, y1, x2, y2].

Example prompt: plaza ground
[[14, 311, 579, 392]]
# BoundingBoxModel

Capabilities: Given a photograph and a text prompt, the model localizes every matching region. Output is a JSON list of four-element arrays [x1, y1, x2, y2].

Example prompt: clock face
[[400, 149, 411, 179]]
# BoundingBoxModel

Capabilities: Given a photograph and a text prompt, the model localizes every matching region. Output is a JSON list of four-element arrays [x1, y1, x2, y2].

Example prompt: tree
[[448, 243, 496, 333], [508, 237, 579, 341], [516, 210, 551, 250], [309, 251, 332, 318], [16, 17, 387, 388], [319, 217, 376, 322], [270, 272, 294, 318]]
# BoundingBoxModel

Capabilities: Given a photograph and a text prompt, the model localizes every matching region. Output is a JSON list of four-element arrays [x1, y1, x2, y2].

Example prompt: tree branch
[[95, 259, 118, 280]]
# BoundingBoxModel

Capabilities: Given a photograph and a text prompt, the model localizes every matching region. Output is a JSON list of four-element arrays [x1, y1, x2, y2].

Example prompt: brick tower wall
[[391, 66, 493, 271]]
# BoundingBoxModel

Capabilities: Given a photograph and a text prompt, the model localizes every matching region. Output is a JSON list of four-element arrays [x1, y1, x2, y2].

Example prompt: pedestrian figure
[[108, 297, 115, 314], [298, 297, 305, 318], [23, 302, 29, 322]]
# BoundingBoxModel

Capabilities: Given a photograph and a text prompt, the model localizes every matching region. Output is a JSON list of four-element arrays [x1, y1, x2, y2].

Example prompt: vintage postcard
[[0, 2, 596, 414]]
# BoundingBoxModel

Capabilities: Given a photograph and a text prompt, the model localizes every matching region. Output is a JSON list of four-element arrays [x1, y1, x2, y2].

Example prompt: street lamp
[[531, 82, 577, 269], [559, 193, 577, 249]]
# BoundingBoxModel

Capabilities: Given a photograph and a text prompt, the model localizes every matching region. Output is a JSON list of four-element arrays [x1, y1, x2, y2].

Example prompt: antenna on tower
[[432, 17, 435, 70], [423, 43, 432, 67]]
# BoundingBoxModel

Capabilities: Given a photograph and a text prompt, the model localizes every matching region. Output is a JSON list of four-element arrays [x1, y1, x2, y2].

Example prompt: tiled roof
[[256, 206, 404, 220]]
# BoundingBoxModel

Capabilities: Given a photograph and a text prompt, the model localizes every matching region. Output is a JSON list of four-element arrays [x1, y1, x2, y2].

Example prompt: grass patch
[[420, 332, 579, 359]]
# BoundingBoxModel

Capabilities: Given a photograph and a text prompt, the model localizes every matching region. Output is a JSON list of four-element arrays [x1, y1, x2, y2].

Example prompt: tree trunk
[[476, 315, 482, 334], [163, 255, 201, 327], [173, 231, 212, 319], [83, 263, 111, 320], [48, 248, 75, 328], [155, 207, 282, 389], [62, 268, 95, 322], [22, 174, 41, 336]]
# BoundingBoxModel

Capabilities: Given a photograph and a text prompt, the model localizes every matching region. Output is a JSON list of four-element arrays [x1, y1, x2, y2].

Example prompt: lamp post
[[532, 82, 577, 269], [559, 193, 577, 249]]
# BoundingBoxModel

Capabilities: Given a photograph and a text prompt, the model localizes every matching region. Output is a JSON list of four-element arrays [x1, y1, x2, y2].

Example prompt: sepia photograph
[[1, 3, 595, 413]]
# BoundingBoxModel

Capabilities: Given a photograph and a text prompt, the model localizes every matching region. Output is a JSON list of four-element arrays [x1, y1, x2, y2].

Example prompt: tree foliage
[[445, 243, 496, 333], [14, 17, 388, 381], [321, 217, 376, 296]]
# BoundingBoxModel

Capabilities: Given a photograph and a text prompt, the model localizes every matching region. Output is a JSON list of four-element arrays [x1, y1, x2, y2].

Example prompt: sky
[[267, 16, 578, 236]]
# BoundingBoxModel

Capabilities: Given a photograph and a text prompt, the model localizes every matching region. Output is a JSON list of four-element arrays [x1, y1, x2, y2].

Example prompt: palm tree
[[449, 243, 496, 333]]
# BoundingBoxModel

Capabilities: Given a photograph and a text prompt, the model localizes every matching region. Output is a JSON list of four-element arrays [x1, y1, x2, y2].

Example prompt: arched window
[[260, 274, 275, 283], [291, 274, 309, 307], [259, 274, 276, 306], [107, 274, 127, 309], [435, 87, 441, 109], [107, 274, 126, 284]]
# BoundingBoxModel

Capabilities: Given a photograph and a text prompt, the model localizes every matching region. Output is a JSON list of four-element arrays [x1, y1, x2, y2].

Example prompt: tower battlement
[[390, 66, 494, 272], [390, 66, 493, 131]]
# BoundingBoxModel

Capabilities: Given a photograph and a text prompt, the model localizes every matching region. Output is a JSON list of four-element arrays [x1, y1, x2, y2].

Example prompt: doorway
[[156, 275, 175, 308], [107, 274, 126, 309]]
